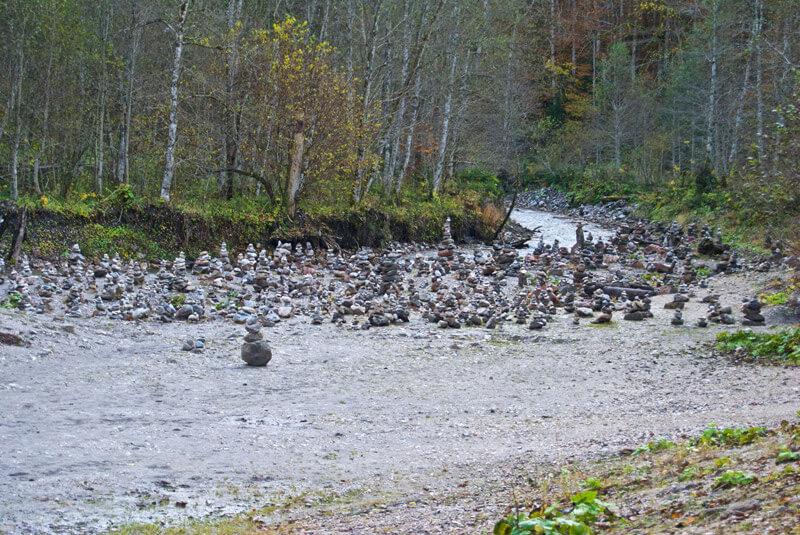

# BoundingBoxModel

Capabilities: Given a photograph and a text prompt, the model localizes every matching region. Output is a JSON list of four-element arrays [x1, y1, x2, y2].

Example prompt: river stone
[[175, 304, 194, 320], [241, 340, 272, 366], [369, 312, 390, 326]]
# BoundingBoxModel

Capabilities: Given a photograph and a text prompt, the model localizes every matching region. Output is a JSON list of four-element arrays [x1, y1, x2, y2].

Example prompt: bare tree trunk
[[354, 0, 383, 201], [377, 39, 393, 189], [9, 208, 27, 265], [773, 15, 792, 176], [10, 42, 24, 202], [550, 0, 557, 99], [0, 58, 18, 147], [33, 53, 54, 196], [161, 0, 191, 202], [592, 32, 598, 105], [221, 0, 243, 200], [319, 0, 330, 42], [754, 0, 765, 166], [286, 111, 305, 218], [728, 55, 751, 166], [503, 24, 517, 166], [396, 59, 422, 194], [432, 5, 459, 195], [385, 0, 412, 189], [116, 3, 142, 185], [94, 4, 112, 196], [705, 0, 717, 166]]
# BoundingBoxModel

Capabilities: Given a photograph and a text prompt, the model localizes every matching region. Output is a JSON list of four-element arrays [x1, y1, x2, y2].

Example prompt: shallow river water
[[511, 208, 614, 253]]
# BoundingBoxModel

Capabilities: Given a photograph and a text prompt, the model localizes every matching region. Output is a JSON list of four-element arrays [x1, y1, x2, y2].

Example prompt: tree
[[160, 0, 191, 202]]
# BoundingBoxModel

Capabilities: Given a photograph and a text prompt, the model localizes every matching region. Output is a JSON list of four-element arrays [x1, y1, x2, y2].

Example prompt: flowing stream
[[511, 208, 614, 254]]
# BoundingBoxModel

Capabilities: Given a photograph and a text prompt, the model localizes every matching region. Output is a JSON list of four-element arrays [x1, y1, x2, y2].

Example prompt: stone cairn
[[622, 291, 652, 321], [438, 217, 456, 260], [704, 295, 735, 325], [377, 251, 402, 295], [241, 316, 272, 366], [170, 252, 191, 292], [741, 297, 765, 326], [192, 251, 212, 275]]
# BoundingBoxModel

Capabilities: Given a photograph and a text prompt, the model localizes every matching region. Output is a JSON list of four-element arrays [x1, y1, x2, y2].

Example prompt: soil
[[1, 212, 799, 534]]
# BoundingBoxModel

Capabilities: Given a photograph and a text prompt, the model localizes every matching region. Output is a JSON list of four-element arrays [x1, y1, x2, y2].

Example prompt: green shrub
[[494, 490, 615, 535], [632, 439, 676, 455], [713, 471, 755, 489], [693, 425, 767, 448], [453, 169, 503, 199], [716, 328, 800, 365]]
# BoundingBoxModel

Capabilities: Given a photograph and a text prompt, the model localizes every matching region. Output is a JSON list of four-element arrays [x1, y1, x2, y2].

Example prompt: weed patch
[[716, 328, 800, 365]]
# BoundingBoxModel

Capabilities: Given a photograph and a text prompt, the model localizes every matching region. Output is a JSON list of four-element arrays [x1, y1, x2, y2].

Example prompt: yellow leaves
[[40, 195, 48, 207]]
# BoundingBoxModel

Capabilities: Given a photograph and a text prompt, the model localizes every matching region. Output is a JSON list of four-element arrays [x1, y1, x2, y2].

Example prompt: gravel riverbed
[[0, 210, 798, 534]]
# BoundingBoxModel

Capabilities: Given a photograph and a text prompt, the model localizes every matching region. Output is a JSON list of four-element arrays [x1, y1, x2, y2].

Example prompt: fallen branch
[[492, 191, 518, 242]]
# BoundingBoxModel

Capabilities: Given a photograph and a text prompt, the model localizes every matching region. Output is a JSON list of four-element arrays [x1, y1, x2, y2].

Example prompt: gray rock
[[175, 304, 194, 320], [369, 313, 390, 327], [241, 340, 272, 366]]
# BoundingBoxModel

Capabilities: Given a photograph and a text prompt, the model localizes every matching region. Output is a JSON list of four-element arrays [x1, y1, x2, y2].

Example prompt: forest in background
[[0, 0, 799, 245]]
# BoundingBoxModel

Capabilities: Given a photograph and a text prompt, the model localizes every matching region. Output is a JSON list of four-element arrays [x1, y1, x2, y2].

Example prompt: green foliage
[[1, 291, 23, 309], [693, 425, 768, 448], [776, 448, 799, 464], [453, 169, 503, 199], [494, 491, 615, 535], [760, 292, 789, 306], [214, 291, 237, 311], [713, 471, 755, 489], [678, 465, 699, 482], [632, 439, 676, 455], [169, 295, 187, 309], [716, 329, 800, 365], [101, 184, 138, 212], [579, 478, 604, 490]]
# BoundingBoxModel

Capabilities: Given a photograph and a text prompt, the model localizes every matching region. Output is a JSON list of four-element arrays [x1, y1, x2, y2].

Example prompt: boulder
[[241, 340, 272, 366]]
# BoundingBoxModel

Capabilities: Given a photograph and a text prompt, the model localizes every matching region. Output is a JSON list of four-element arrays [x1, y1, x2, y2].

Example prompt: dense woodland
[[0, 0, 798, 234]]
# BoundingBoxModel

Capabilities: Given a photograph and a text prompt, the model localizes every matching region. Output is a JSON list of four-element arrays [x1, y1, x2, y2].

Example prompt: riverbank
[[1, 208, 799, 534]]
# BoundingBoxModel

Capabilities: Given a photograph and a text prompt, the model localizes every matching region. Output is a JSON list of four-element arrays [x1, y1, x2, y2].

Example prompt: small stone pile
[[94, 254, 111, 278], [706, 297, 735, 325], [192, 251, 212, 275], [437, 217, 456, 259], [170, 252, 191, 292], [741, 297, 765, 326], [664, 293, 689, 310], [377, 252, 402, 295], [622, 292, 652, 321], [241, 316, 272, 366]]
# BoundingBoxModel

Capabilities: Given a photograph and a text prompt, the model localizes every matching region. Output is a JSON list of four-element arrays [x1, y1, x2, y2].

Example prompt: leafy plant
[[776, 448, 799, 464], [632, 439, 676, 455], [214, 290, 238, 310], [760, 292, 788, 305], [714, 457, 733, 468], [169, 294, 187, 309], [716, 329, 800, 365], [1, 291, 23, 309], [694, 425, 767, 448], [579, 478, 604, 490], [713, 471, 755, 489], [678, 465, 698, 482], [494, 490, 615, 535]]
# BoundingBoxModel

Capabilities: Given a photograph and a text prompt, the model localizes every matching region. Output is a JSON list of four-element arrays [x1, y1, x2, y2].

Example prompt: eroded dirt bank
[[1, 268, 798, 534]]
